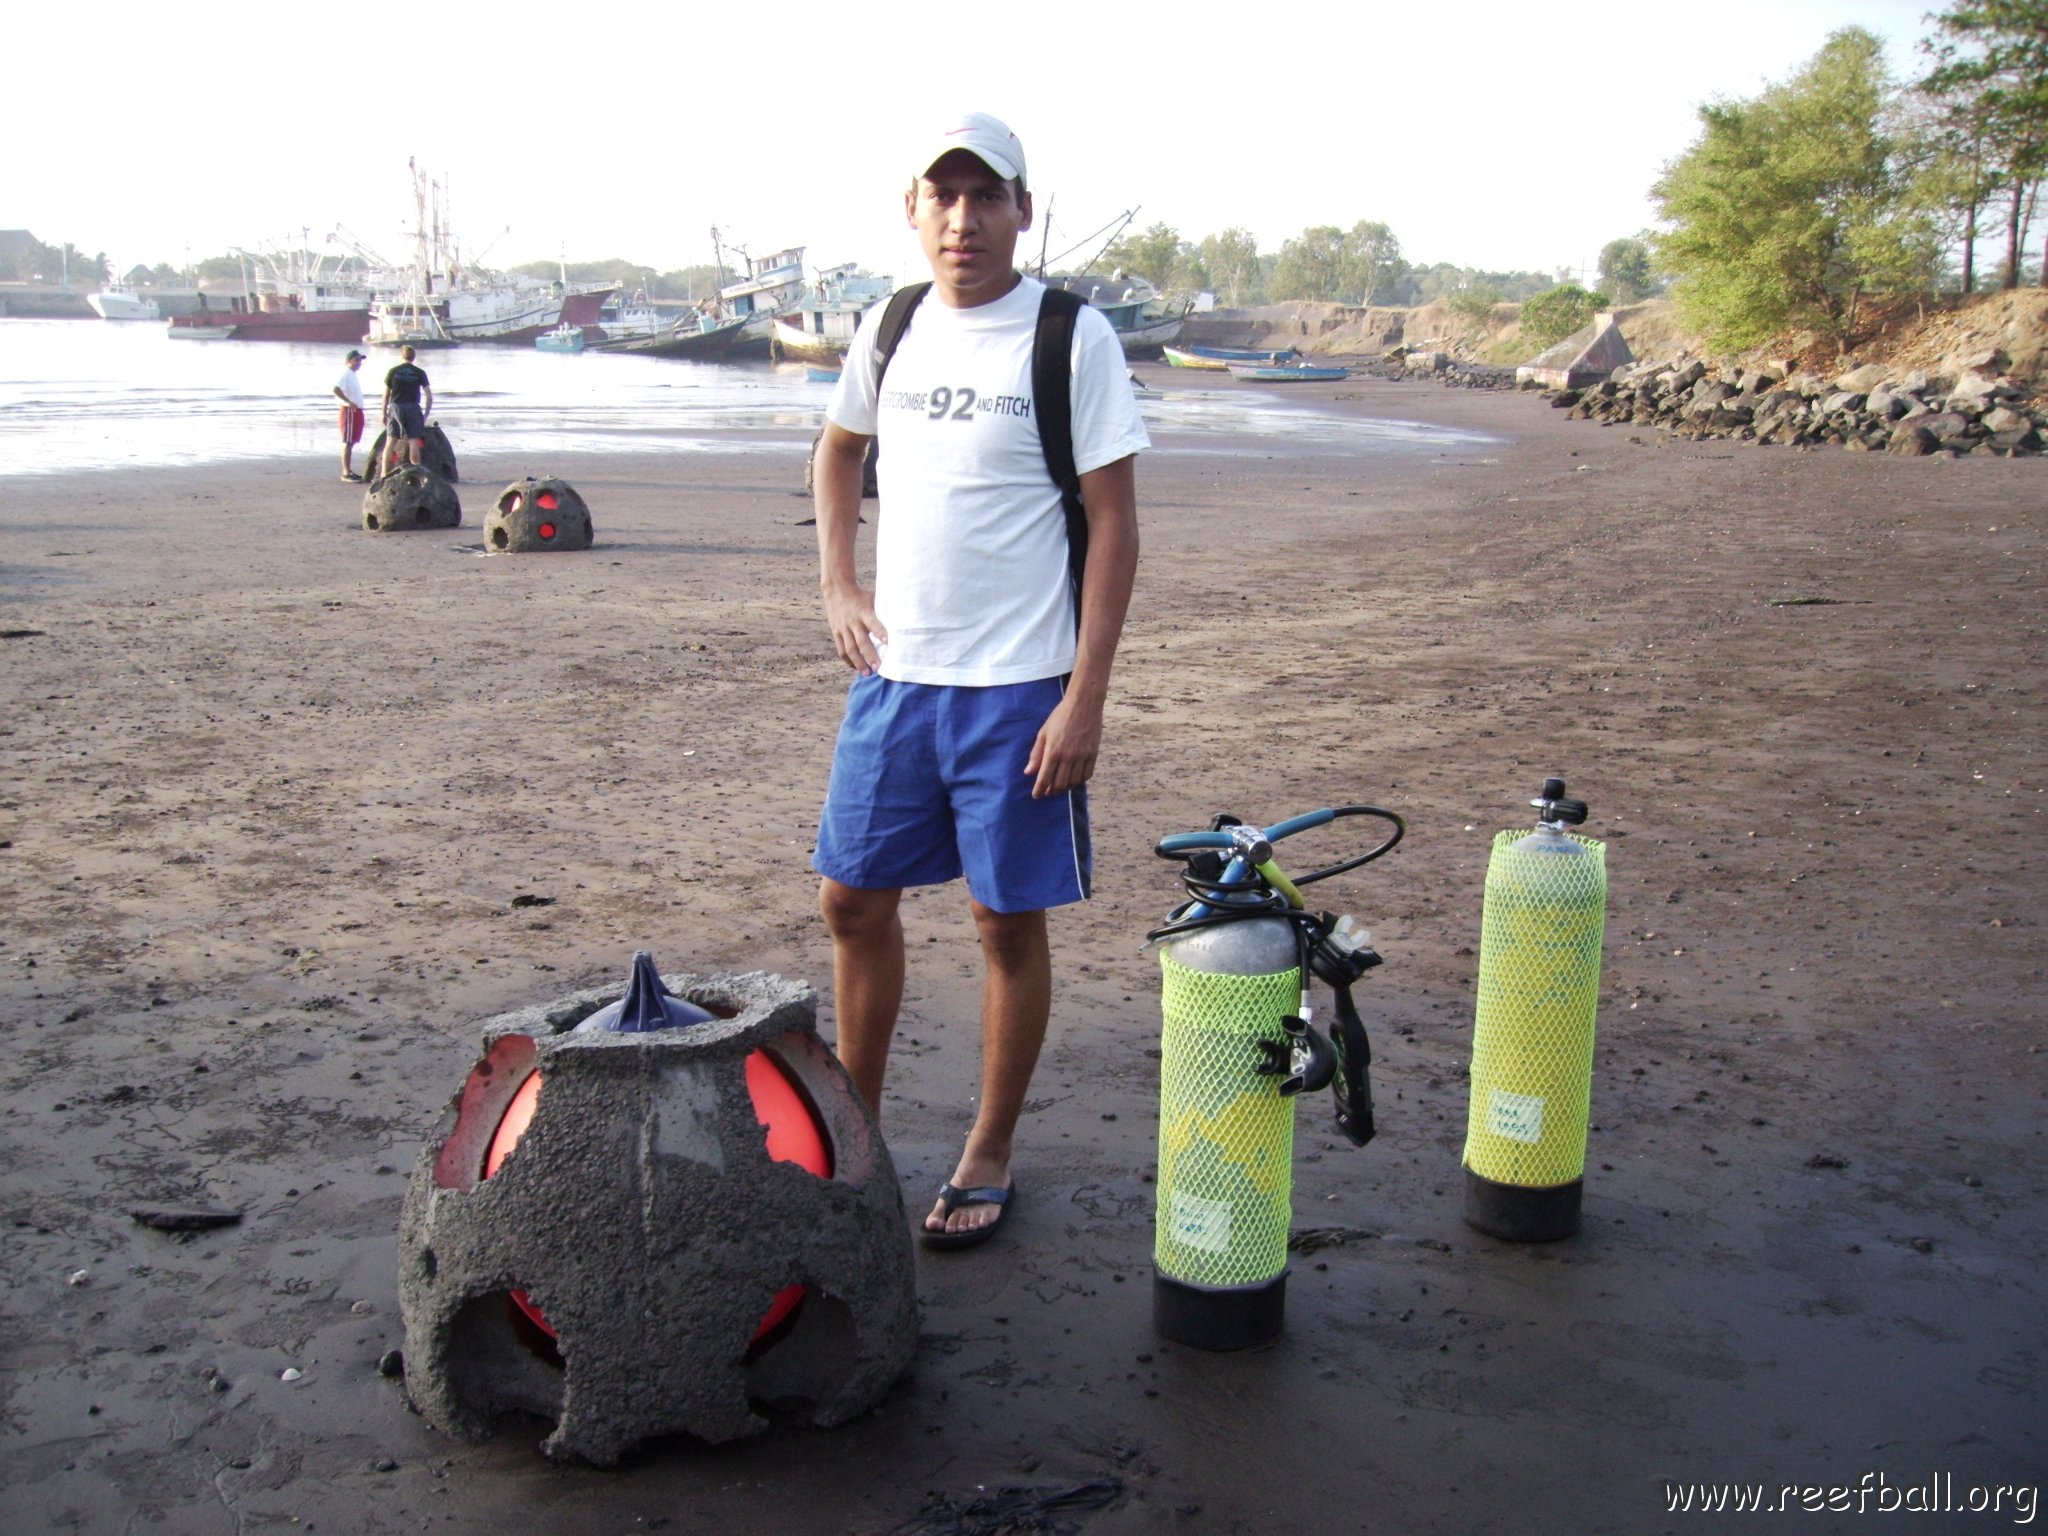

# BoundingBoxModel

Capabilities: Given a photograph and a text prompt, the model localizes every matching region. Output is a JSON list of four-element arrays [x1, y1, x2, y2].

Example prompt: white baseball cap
[[917, 112, 1026, 184]]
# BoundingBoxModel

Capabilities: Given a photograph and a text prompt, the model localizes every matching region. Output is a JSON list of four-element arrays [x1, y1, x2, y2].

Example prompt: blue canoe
[[1226, 361, 1350, 382]]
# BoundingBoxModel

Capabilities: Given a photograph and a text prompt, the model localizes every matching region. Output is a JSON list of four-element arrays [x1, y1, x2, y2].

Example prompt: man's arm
[[421, 383, 433, 420], [333, 383, 349, 404], [1025, 453, 1138, 798], [815, 422, 885, 674]]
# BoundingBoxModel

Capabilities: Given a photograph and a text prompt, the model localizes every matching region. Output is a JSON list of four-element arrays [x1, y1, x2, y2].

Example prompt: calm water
[[0, 317, 1497, 478]]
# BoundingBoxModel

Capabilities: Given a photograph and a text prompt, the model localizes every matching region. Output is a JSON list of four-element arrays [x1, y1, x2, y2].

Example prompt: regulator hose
[[1146, 805, 1404, 1146]]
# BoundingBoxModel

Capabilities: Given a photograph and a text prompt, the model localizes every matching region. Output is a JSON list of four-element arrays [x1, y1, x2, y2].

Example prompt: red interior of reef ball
[[536, 490, 559, 511], [480, 1047, 832, 1347]]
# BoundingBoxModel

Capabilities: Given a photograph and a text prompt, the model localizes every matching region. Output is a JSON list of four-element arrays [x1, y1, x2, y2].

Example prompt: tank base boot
[[1153, 1272, 1287, 1350], [1463, 1168, 1581, 1242]]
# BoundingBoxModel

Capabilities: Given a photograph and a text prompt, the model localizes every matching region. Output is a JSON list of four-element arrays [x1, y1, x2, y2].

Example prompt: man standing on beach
[[811, 112, 1147, 1248], [333, 349, 367, 481], [380, 345, 433, 476]]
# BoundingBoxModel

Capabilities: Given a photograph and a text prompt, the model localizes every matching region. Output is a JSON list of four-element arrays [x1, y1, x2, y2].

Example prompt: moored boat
[[535, 322, 586, 353], [1045, 271, 1188, 356], [88, 285, 161, 322], [165, 245, 371, 342], [1225, 360, 1350, 382], [805, 363, 842, 383], [769, 263, 893, 365], [605, 308, 752, 359], [1163, 344, 1302, 370]]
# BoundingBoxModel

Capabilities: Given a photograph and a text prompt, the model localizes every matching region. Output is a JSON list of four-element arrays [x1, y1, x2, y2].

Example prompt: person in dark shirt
[[380, 345, 434, 476]]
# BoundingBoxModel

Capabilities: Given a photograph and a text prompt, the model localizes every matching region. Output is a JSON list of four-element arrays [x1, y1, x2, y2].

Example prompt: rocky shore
[[1544, 349, 2044, 457]]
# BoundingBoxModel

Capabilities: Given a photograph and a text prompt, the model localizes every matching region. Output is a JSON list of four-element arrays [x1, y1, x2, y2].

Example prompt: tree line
[[1655, 0, 2043, 351], [0, 238, 110, 285], [1092, 217, 1574, 312]]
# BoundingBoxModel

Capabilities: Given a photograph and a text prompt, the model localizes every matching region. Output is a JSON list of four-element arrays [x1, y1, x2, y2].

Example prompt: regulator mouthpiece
[[1531, 777, 1590, 829]]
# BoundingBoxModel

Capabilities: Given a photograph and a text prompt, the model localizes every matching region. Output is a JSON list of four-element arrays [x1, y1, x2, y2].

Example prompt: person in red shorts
[[332, 349, 368, 481]]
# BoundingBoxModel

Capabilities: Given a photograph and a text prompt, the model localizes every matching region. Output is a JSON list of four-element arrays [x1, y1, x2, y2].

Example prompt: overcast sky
[[15, 0, 1939, 287]]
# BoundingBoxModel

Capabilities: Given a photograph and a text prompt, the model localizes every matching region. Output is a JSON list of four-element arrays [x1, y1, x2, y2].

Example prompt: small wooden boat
[[1226, 361, 1350, 383], [535, 323, 587, 354], [805, 364, 842, 384], [1164, 344, 1304, 370], [167, 323, 238, 340]]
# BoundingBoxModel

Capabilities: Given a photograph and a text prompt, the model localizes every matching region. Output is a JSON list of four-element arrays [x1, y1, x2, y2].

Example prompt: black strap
[[871, 281, 932, 382], [869, 281, 1088, 612], [1032, 287, 1088, 611]]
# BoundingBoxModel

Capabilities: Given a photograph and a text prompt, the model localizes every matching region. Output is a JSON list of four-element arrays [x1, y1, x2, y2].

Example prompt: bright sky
[[17, 0, 1939, 287]]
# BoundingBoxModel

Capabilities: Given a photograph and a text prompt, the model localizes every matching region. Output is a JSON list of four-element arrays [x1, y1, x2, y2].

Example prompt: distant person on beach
[[380, 345, 433, 476], [811, 112, 1147, 1249], [332, 349, 368, 481]]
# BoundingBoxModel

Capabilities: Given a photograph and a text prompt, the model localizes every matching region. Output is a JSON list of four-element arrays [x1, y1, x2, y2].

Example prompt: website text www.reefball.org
[[1664, 1473, 2038, 1522]]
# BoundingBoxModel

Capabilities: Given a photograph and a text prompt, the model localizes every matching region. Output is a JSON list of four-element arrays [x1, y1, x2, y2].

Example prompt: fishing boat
[[165, 244, 373, 343], [769, 263, 894, 365], [535, 322, 586, 353], [1044, 271, 1188, 356], [1162, 344, 1302, 370], [605, 307, 753, 359], [1225, 360, 1351, 382], [711, 235, 807, 352], [589, 289, 663, 345], [805, 363, 842, 384], [88, 284, 161, 322], [167, 322, 238, 341], [352, 164, 616, 346]]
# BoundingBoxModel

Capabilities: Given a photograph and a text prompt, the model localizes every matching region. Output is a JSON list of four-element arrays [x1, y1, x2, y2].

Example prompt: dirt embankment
[[1188, 290, 2048, 398]]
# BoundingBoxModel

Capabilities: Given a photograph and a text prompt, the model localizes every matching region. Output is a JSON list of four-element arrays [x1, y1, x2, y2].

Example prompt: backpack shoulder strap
[[871, 281, 932, 389], [1033, 286, 1089, 609]]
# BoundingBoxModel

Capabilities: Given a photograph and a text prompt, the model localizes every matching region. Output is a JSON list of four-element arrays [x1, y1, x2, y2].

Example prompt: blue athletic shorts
[[391, 401, 426, 439], [814, 674, 1092, 913]]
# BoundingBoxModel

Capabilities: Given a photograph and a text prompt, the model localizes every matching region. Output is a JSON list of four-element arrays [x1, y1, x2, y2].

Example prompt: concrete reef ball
[[486, 477, 593, 553], [397, 969, 919, 1465], [363, 466, 461, 532], [369, 421, 459, 482]]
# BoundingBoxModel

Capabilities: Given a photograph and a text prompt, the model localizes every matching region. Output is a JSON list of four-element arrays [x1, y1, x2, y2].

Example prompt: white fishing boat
[[351, 163, 616, 346], [88, 284, 161, 322], [768, 263, 894, 364]]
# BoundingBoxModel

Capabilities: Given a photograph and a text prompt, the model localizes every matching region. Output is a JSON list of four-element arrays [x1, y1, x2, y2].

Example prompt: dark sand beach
[[2, 371, 2042, 1533]]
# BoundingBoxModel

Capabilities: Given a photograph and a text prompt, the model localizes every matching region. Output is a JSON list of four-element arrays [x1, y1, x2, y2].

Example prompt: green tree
[[1597, 237, 1656, 301], [1197, 228, 1262, 305], [1102, 221, 1185, 284], [1920, 0, 2048, 288], [1343, 220, 1404, 307], [1654, 27, 1939, 351], [1518, 284, 1609, 347], [1270, 225, 1348, 301]]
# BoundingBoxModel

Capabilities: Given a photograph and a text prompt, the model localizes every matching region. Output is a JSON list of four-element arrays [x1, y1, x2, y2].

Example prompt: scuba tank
[[1462, 779, 1608, 1241], [1149, 806, 1402, 1349]]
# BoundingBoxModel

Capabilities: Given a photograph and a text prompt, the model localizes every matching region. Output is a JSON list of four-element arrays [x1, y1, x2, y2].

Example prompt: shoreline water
[[0, 319, 1499, 480]]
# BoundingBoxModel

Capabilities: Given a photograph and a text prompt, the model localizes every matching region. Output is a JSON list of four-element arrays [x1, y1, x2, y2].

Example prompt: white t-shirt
[[335, 368, 366, 410], [827, 276, 1149, 686]]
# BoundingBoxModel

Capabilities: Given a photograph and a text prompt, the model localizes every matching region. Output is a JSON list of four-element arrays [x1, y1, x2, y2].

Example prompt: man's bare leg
[[929, 902, 1050, 1238], [819, 878, 905, 1118]]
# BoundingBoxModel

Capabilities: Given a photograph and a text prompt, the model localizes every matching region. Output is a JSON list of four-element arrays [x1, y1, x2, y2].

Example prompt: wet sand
[[2, 371, 2043, 1533]]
